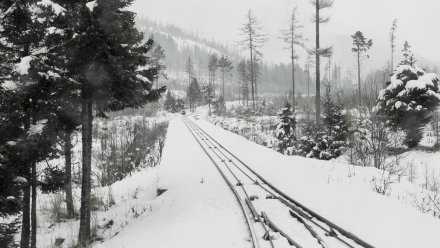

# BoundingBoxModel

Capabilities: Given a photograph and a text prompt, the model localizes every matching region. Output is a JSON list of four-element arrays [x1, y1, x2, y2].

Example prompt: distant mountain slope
[[136, 18, 311, 97]]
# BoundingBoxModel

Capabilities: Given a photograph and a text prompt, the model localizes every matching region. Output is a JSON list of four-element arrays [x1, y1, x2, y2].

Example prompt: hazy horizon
[[131, 0, 440, 72]]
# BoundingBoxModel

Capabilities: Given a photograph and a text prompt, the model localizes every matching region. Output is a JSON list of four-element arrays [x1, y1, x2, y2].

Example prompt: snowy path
[[97, 116, 252, 248]]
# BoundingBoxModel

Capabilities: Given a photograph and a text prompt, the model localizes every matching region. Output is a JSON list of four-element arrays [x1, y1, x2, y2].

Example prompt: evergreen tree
[[208, 54, 218, 94], [0, 1, 68, 246], [351, 31, 373, 105], [185, 56, 194, 87], [63, 1, 166, 246], [377, 47, 440, 148], [202, 84, 215, 113], [175, 98, 186, 113], [275, 102, 296, 154], [217, 55, 233, 99], [164, 90, 176, 112], [237, 60, 249, 106], [212, 96, 226, 116], [321, 84, 349, 157], [295, 85, 349, 160], [399, 41, 417, 67], [187, 78, 201, 112]]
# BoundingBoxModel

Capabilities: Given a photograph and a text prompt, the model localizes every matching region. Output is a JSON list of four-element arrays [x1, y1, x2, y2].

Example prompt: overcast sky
[[131, 0, 440, 69]]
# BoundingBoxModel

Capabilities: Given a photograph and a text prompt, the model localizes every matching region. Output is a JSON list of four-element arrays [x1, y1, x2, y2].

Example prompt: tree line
[[0, 1, 165, 247]]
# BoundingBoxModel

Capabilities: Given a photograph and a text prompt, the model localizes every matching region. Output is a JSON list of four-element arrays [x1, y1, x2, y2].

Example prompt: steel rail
[[182, 117, 260, 248]]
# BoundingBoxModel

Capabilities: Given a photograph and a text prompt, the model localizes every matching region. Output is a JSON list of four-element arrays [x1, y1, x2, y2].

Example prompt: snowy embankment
[[194, 117, 440, 248], [37, 167, 159, 248], [97, 115, 251, 248], [34, 114, 170, 248]]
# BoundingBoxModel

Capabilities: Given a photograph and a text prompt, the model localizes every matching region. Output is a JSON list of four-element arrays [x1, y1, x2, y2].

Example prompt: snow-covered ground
[[37, 167, 160, 248], [94, 114, 440, 248], [97, 115, 251, 248], [193, 116, 440, 248]]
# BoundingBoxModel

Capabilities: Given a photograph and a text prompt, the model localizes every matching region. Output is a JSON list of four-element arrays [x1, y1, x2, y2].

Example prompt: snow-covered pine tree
[[275, 102, 296, 154], [295, 85, 349, 160], [0, 87, 24, 248], [0, 1, 68, 246], [376, 43, 440, 148], [202, 84, 214, 113], [322, 85, 350, 158]]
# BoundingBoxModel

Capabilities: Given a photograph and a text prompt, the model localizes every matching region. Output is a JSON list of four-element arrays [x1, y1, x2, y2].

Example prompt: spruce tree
[[62, 1, 166, 246], [202, 84, 214, 113], [212, 96, 226, 116], [217, 55, 233, 99], [237, 60, 249, 106], [377, 44, 440, 148], [208, 54, 218, 94], [164, 90, 176, 112], [187, 77, 201, 112], [275, 102, 296, 154], [0, 1, 65, 246], [351, 31, 373, 105]]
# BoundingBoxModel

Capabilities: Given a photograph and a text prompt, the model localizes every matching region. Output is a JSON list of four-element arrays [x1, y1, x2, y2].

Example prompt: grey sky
[[131, 0, 440, 70]]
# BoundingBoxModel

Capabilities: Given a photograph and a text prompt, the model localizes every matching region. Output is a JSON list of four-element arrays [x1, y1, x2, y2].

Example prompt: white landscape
[[1, 0, 440, 248]]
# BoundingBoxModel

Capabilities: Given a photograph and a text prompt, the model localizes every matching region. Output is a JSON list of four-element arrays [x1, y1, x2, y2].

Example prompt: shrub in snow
[[275, 102, 296, 154], [376, 47, 440, 148]]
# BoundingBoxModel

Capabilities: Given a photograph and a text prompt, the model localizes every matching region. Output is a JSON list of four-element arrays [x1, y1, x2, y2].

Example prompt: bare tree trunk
[[315, 2, 321, 124], [250, 44, 255, 110], [291, 48, 295, 113], [78, 90, 93, 247], [31, 162, 37, 248], [357, 47, 361, 106], [222, 70, 225, 99], [20, 113, 31, 248], [65, 131, 75, 218], [21, 177, 31, 248], [307, 68, 311, 120]]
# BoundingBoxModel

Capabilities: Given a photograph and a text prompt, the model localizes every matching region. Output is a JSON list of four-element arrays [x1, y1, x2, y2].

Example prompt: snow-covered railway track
[[183, 117, 375, 248]]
